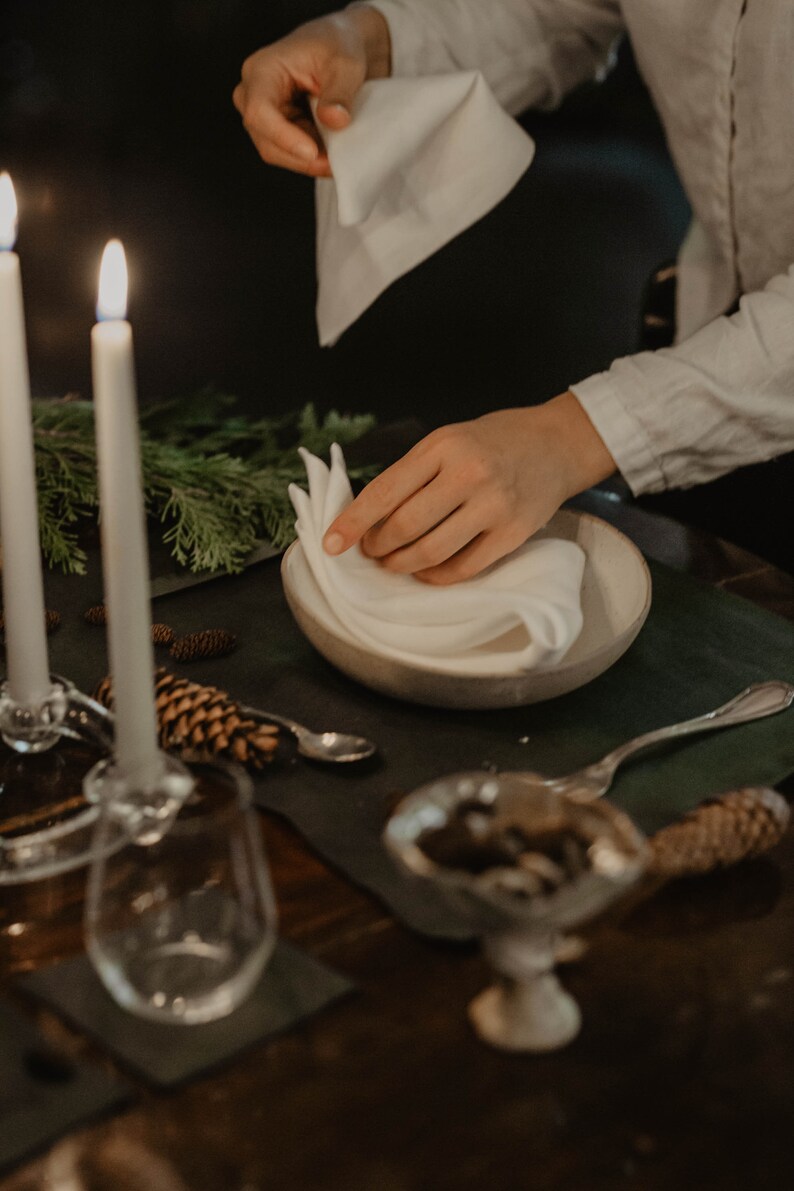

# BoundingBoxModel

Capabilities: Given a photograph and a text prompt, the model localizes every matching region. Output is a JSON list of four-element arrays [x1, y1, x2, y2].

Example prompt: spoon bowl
[[240, 706, 376, 764]]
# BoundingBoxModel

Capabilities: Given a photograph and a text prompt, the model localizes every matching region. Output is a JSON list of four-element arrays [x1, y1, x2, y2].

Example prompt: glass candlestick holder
[[84, 756, 277, 1025], [384, 771, 647, 1052], [0, 675, 115, 886], [0, 674, 113, 756]]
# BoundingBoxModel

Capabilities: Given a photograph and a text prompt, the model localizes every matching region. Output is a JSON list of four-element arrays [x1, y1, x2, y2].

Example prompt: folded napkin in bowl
[[287, 447, 585, 675], [314, 71, 535, 346]]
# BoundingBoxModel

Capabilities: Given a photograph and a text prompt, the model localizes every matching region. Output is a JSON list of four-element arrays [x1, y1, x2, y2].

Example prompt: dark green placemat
[[0, 995, 132, 1176], [18, 940, 354, 1089], [42, 551, 794, 940]]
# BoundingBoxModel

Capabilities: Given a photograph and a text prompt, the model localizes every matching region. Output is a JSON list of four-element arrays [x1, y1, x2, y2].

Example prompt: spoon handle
[[239, 705, 304, 740], [580, 681, 794, 789]]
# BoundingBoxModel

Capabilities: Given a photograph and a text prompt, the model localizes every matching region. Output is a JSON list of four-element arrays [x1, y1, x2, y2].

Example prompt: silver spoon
[[411, 682, 791, 805], [501, 681, 793, 802], [240, 704, 377, 763]]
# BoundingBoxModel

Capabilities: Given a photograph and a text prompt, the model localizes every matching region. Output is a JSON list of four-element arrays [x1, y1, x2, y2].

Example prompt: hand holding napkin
[[288, 447, 585, 675], [315, 71, 535, 346]]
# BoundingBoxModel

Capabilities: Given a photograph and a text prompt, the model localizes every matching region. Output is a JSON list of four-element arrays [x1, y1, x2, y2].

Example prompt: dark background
[[1, 0, 689, 426]]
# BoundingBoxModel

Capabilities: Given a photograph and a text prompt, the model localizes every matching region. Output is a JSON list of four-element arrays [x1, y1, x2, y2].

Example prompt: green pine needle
[[31, 393, 378, 576]]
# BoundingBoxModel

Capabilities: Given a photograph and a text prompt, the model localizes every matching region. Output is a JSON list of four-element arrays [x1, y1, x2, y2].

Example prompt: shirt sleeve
[[571, 264, 794, 494], [360, 0, 624, 115]]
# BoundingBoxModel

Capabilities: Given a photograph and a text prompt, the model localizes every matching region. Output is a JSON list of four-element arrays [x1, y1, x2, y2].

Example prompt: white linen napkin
[[287, 446, 585, 675], [314, 72, 535, 346]]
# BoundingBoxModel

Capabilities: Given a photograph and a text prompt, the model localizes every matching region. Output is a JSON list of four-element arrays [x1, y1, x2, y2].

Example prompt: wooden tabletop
[[2, 496, 793, 1191]]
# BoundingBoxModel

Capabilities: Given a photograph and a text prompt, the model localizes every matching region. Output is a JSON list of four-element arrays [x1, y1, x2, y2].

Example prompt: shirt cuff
[[358, 1, 435, 77], [570, 371, 667, 496]]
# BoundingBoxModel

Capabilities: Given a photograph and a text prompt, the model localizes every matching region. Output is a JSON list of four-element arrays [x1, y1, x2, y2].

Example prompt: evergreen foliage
[[31, 393, 377, 576]]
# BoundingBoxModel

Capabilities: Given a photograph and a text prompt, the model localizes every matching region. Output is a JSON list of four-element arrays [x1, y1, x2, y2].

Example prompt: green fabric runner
[[43, 551, 794, 939], [519, 560, 794, 833]]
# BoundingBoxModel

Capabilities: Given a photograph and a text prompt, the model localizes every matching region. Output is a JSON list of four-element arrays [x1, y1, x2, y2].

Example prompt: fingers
[[234, 79, 330, 174], [414, 527, 529, 586], [322, 406, 583, 583], [371, 491, 534, 579], [360, 474, 463, 559], [323, 450, 441, 555], [245, 128, 331, 177], [233, 18, 368, 178], [315, 101, 352, 131], [376, 504, 489, 575], [315, 60, 362, 130]]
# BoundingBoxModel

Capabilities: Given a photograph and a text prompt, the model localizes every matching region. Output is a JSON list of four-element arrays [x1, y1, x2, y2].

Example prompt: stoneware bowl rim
[[280, 507, 652, 708]]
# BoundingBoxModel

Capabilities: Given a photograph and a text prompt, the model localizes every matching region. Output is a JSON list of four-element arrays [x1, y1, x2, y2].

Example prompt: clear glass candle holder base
[[0, 675, 112, 755], [0, 677, 115, 885], [83, 752, 195, 846]]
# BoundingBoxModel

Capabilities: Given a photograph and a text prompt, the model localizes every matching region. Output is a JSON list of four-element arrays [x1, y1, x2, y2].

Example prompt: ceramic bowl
[[280, 507, 651, 709]]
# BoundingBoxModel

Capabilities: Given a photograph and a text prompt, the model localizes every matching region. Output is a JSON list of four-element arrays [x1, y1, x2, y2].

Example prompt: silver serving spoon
[[240, 704, 377, 763], [412, 682, 792, 805], [501, 681, 793, 802]]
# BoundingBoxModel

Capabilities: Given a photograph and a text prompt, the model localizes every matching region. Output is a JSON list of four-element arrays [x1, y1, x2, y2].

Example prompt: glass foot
[[469, 973, 581, 1052]]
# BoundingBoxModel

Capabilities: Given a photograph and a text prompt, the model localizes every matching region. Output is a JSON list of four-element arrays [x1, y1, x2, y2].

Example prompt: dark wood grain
[[2, 503, 793, 1191], [1, 1, 790, 1177]]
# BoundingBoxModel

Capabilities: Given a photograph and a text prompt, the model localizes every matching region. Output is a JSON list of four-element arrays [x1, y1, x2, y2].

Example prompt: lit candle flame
[[97, 239, 128, 321], [0, 172, 18, 251]]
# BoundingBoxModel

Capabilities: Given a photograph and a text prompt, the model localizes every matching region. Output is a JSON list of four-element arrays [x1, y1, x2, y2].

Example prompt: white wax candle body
[[91, 319, 160, 785], [0, 250, 51, 705]]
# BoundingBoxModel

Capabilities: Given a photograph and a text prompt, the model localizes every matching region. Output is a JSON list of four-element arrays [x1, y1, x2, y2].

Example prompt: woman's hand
[[232, 7, 391, 178], [323, 393, 617, 584]]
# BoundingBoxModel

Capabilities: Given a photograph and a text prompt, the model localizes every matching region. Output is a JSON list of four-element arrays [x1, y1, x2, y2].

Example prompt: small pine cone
[[94, 668, 278, 769], [648, 787, 790, 878], [169, 629, 237, 663], [84, 604, 108, 626], [151, 623, 176, 647], [0, 609, 60, 636]]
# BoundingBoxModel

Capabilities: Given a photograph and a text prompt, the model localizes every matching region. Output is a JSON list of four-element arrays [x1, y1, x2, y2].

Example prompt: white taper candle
[[91, 239, 160, 786], [0, 172, 52, 706]]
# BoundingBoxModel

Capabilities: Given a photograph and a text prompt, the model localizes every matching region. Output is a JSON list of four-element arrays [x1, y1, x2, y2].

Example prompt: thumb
[[315, 64, 362, 130]]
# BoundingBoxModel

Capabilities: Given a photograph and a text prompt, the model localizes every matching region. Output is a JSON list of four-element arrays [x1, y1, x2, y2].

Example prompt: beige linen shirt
[[367, 0, 794, 495]]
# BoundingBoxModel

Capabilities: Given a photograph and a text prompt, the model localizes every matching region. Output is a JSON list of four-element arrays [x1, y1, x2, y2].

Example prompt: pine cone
[[1, 609, 60, 636], [84, 604, 108, 626], [169, 629, 237, 663], [86, 607, 175, 648], [648, 787, 790, 878], [94, 668, 278, 769]]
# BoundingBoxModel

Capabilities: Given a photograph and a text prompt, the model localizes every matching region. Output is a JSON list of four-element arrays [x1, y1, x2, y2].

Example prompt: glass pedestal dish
[[384, 771, 647, 1052]]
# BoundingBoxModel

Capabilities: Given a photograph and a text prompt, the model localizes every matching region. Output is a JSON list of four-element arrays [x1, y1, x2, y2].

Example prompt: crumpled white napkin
[[287, 446, 585, 675], [314, 72, 535, 346]]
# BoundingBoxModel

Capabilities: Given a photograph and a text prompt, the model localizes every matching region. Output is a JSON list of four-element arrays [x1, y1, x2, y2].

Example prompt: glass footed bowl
[[384, 771, 647, 1051]]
